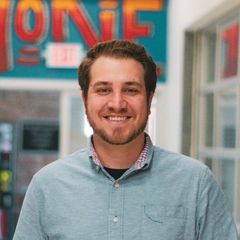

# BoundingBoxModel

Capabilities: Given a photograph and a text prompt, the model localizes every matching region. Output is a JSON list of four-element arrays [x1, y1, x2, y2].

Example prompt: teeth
[[108, 116, 127, 121]]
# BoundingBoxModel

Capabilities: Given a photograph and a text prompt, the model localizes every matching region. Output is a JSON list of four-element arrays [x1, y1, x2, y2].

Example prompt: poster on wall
[[17, 120, 59, 153], [0, 0, 168, 83]]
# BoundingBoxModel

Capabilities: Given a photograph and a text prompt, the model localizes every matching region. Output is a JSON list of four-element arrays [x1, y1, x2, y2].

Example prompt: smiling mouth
[[104, 116, 131, 122]]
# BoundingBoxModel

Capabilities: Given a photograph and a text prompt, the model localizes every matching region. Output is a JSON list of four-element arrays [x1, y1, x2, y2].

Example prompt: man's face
[[83, 56, 152, 145]]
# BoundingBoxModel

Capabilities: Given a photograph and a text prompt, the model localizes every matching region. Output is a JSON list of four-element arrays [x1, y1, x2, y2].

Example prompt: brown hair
[[78, 39, 157, 98]]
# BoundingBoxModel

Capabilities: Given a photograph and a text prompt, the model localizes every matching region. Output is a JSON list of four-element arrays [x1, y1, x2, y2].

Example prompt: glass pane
[[204, 32, 217, 83], [220, 21, 239, 79], [215, 90, 236, 148]]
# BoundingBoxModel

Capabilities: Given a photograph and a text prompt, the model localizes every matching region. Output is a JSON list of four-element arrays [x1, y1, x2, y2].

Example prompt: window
[[183, 9, 240, 229]]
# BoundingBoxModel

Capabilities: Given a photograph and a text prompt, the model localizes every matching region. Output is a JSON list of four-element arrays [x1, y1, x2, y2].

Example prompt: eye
[[125, 88, 139, 95], [96, 88, 111, 95]]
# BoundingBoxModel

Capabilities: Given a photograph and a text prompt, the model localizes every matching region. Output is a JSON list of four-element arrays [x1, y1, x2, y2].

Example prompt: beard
[[85, 109, 148, 145]]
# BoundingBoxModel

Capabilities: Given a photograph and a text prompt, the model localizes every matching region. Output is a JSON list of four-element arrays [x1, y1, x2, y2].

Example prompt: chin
[[97, 129, 145, 145]]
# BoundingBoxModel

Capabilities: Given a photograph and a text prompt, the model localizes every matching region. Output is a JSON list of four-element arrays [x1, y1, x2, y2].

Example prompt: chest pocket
[[141, 204, 187, 240]]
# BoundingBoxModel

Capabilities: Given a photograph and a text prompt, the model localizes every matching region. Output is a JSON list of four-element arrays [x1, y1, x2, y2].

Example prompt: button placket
[[108, 181, 123, 239]]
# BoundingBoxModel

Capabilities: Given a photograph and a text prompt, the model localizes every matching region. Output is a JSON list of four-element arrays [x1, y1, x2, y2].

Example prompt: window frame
[[182, 8, 240, 229]]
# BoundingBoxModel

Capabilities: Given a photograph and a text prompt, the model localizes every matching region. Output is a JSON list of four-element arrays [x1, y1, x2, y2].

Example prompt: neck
[[92, 133, 145, 169]]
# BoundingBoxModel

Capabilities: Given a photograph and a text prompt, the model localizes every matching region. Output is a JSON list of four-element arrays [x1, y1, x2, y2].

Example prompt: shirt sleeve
[[196, 167, 239, 239], [13, 175, 47, 240]]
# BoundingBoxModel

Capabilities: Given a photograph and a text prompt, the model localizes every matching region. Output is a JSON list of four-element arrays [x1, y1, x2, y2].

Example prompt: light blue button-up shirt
[[13, 136, 238, 239]]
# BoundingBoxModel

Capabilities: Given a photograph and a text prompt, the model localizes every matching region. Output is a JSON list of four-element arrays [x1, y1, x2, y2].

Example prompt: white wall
[[155, 0, 240, 152]]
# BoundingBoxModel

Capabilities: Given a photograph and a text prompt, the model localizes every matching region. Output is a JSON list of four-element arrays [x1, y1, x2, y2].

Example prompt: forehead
[[89, 56, 145, 86]]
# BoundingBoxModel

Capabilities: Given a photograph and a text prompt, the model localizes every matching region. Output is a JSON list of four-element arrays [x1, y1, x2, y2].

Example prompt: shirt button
[[95, 166, 100, 171], [114, 182, 120, 188], [113, 216, 119, 223]]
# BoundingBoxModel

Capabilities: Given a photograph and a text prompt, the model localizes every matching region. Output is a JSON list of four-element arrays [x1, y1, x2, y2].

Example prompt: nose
[[107, 92, 127, 112]]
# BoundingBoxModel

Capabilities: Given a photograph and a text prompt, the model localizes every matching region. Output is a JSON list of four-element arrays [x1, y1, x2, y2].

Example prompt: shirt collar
[[88, 133, 154, 171]]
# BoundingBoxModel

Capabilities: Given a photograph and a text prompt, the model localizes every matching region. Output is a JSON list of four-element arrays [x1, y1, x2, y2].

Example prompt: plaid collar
[[89, 134, 152, 170]]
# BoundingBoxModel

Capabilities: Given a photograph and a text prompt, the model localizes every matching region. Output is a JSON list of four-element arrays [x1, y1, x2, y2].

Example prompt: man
[[13, 40, 238, 239]]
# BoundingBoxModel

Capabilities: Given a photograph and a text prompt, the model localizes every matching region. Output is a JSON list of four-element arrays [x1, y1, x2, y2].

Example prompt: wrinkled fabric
[[13, 137, 238, 240]]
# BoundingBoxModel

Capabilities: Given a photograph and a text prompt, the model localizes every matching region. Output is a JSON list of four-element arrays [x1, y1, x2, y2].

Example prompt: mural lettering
[[0, 0, 167, 82]]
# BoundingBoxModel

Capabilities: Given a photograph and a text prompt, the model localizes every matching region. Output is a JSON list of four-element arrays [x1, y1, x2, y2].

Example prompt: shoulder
[[150, 146, 216, 188], [32, 148, 90, 184], [152, 146, 207, 172], [151, 146, 225, 202]]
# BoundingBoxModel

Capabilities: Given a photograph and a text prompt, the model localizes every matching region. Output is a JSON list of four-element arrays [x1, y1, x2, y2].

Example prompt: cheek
[[87, 99, 105, 114], [135, 97, 148, 109], [132, 100, 149, 117]]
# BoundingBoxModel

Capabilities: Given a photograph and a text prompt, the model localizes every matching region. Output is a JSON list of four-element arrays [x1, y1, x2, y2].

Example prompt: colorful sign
[[221, 22, 239, 79], [0, 0, 168, 82]]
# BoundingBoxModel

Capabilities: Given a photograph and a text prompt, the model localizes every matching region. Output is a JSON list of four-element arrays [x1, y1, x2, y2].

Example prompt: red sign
[[221, 23, 239, 79]]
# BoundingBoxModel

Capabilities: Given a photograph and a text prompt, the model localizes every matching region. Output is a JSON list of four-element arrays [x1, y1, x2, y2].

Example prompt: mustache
[[102, 108, 129, 114]]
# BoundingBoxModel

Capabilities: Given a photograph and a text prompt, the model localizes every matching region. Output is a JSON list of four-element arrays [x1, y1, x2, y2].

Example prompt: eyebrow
[[91, 81, 109, 87], [91, 81, 144, 88], [124, 81, 144, 88]]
